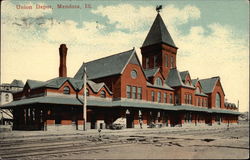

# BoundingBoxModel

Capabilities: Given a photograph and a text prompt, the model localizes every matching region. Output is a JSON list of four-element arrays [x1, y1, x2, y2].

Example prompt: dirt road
[[0, 121, 249, 159]]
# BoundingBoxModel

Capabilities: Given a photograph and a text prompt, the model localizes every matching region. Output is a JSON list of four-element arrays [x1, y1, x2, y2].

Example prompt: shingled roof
[[10, 79, 24, 88], [166, 68, 195, 89], [192, 78, 199, 86], [199, 77, 220, 94], [144, 68, 160, 78], [180, 71, 189, 82], [26, 77, 83, 91], [74, 49, 135, 80], [142, 13, 177, 48]]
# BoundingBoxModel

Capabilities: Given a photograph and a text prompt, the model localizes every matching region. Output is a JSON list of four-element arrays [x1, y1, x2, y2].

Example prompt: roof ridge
[[84, 48, 134, 65]]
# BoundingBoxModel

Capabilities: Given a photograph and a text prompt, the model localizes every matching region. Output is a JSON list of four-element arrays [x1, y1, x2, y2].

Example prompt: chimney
[[59, 44, 68, 77]]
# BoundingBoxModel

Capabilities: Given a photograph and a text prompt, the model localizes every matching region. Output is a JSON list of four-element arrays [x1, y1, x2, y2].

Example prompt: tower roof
[[142, 13, 177, 48]]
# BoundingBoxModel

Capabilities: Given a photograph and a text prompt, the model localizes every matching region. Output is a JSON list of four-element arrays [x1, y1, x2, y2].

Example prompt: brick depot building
[[1, 13, 240, 130]]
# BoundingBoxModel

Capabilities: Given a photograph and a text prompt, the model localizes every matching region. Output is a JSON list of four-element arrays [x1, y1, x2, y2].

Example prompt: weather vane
[[156, 5, 162, 13]]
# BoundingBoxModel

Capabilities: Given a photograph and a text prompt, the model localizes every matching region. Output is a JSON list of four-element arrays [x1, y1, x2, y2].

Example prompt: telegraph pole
[[83, 65, 87, 131]]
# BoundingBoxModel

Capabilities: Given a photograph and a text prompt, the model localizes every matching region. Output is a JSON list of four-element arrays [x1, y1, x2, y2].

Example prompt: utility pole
[[83, 65, 87, 131]]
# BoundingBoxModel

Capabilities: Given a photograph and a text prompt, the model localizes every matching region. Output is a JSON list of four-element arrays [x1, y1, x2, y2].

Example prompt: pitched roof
[[180, 71, 189, 82], [166, 68, 195, 89], [199, 77, 220, 94], [144, 68, 160, 78], [142, 13, 177, 48], [166, 68, 183, 87], [26, 77, 84, 91], [74, 49, 135, 80], [10, 79, 24, 88], [87, 80, 112, 94], [192, 78, 199, 86]]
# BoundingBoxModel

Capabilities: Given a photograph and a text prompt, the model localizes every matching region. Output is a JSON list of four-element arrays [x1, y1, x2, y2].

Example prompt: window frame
[[165, 54, 168, 67], [157, 92, 161, 103], [100, 90, 106, 98], [151, 91, 155, 102], [132, 86, 137, 99], [63, 86, 70, 95], [126, 85, 131, 99], [137, 87, 142, 100], [216, 93, 221, 108]]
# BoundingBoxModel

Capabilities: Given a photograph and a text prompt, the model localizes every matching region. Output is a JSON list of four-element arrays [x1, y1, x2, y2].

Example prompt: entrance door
[[126, 113, 134, 128]]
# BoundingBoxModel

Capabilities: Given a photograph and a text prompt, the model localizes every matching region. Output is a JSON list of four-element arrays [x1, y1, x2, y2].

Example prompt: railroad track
[[1, 142, 134, 159]]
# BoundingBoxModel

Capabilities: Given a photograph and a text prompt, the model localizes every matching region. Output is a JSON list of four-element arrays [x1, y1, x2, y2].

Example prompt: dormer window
[[63, 86, 70, 94], [196, 87, 201, 93], [186, 80, 191, 86], [155, 77, 163, 86], [84, 89, 89, 96], [86, 89, 89, 96], [100, 90, 106, 98]]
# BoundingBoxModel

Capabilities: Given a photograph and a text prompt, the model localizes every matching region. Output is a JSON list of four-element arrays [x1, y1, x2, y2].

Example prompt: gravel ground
[[0, 121, 249, 159]]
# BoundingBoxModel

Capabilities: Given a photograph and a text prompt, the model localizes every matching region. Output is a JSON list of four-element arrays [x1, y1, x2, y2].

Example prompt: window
[[137, 87, 142, 100], [146, 57, 149, 69], [198, 98, 201, 106], [204, 99, 207, 107], [202, 98, 204, 106], [63, 86, 70, 94], [132, 86, 137, 99], [5, 94, 9, 102], [131, 70, 137, 79], [157, 92, 161, 103], [170, 93, 173, 104], [189, 94, 192, 104], [32, 108, 35, 121], [170, 56, 174, 68], [164, 93, 167, 103], [126, 85, 131, 98], [151, 91, 155, 102], [185, 94, 188, 104], [155, 77, 163, 86], [196, 87, 201, 93], [86, 89, 89, 96], [154, 55, 158, 68], [216, 93, 221, 108], [165, 55, 168, 67], [100, 90, 106, 98]]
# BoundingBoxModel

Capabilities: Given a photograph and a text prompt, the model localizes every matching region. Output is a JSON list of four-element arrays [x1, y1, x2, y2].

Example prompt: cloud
[[92, 4, 200, 32]]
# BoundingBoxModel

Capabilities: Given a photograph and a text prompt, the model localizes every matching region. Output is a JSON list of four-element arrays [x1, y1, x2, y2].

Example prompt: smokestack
[[59, 44, 68, 77]]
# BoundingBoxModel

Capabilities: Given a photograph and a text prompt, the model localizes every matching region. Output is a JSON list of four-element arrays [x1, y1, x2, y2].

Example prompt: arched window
[[63, 86, 70, 94], [155, 77, 163, 86], [100, 90, 106, 98], [216, 93, 221, 108], [5, 94, 9, 102]]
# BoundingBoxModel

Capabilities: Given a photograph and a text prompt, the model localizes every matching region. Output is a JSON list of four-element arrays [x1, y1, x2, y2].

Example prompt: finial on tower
[[156, 5, 162, 13]]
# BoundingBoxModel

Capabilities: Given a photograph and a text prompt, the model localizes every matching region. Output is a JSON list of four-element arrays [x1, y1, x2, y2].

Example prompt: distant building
[[1, 12, 240, 130], [0, 80, 24, 125]]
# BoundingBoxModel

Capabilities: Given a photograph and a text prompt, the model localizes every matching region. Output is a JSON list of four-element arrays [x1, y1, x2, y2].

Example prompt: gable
[[214, 80, 225, 96], [121, 50, 147, 80]]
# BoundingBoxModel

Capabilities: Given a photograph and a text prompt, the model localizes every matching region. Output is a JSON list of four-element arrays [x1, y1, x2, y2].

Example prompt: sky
[[1, 0, 249, 112]]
